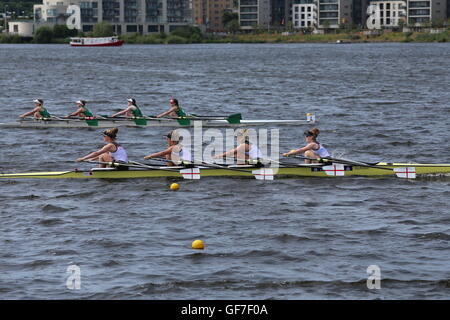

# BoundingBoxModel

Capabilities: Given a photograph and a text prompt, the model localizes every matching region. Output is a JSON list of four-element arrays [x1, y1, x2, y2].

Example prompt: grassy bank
[[1, 30, 449, 45], [206, 30, 450, 44], [111, 30, 450, 44]]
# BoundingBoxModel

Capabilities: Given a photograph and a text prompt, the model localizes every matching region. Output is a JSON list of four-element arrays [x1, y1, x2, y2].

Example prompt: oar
[[50, 115, 66, 121], [83, 160, 199, 179], [194, 159, 274, 181], [139, 157, 272, 180], [286, 155, 416, 178], [96, 115, 147, 126], [129, 160, 200, 179], [188, 113, 242, 124]]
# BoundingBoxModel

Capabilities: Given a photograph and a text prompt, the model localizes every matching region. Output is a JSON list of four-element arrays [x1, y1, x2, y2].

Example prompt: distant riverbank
[[1, 30, 449, 45]]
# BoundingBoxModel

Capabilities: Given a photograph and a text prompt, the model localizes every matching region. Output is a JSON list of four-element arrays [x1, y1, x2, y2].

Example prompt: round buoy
[[192, 239, 205, 250], [169, 183, 179, 191]]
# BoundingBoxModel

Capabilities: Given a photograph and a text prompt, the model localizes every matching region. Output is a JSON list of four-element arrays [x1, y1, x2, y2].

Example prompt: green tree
[[225, 19, 240, 34], [171, 26, 202, 39], [222, 11, 238, 27], [53, 24, 77, 38], [93, 22, 114, 37], [34, 26, 53, 43]]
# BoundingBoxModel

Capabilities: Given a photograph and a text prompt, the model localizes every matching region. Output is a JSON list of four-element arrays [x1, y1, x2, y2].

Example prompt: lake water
[[0, 43, 449, 299]]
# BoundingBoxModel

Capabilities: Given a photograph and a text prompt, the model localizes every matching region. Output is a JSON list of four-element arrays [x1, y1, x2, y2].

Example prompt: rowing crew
[[19, 98, 187, 120], [75, 127, 329, 168]]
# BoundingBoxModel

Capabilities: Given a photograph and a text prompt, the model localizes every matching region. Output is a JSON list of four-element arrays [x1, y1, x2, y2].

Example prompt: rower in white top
[[214, 128, 263, 164], [143, 129, 192, 166], [283, 128, 330, 163], [75, 127, 129, 169]]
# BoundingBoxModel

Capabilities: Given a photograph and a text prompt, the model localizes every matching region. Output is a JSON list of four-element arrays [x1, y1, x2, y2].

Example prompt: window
[[127, 25, 138, 32]]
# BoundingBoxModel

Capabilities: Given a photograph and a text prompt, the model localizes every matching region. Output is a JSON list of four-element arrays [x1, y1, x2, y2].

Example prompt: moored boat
[[70, 36, 124, 47]]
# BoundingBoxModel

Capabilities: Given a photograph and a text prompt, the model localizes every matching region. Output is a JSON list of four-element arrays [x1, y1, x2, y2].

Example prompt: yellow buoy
[[192, 239, 205, 250], [169, 183, 179, 191]]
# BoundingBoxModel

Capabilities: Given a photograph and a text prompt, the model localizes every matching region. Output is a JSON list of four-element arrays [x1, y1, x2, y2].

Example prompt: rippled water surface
[[0, 43, 449, 299]]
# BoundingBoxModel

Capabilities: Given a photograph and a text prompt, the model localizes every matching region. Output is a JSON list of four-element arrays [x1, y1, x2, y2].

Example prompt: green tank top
[[131, 106, 143, 117], [39, 107, 51, 118], [82, 107, 94, 117], [176, 107, 187, 117]]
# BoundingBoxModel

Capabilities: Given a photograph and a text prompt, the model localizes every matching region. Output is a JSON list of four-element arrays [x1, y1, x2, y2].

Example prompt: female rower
[[67, 100, 94, 119], [213, 129, 263, 163], [111, 98, 143, 118], [19, 99, 51, 119], [283, 128, 330, 163], [143, 130, 192, 166], [156, 98, 187, 118], [75, 127, 129, 169]]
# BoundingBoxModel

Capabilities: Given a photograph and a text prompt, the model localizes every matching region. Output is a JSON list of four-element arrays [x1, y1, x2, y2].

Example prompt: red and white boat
[[69, 36, 124, 47]]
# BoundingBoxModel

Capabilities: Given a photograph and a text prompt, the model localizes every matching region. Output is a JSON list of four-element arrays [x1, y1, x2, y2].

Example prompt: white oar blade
[[252, 168, 274, 180], [180, 168, 201, 180], [323, 164, 346, 176], [393, 167, 416, 179]]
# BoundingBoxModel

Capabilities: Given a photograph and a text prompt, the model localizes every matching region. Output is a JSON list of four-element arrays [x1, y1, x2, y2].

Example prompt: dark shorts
[[112, 160, 129, 171]]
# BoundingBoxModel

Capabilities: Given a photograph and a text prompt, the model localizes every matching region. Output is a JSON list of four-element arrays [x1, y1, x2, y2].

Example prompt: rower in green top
[[156, 98, 187, 118], [67, 100, 94, 118], [19, 99, 51, 119], [111, 98, 143, 118]]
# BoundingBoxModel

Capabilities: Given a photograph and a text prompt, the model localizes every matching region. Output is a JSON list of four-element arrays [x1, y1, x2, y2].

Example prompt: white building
[[291, 0, 353, 30], [292, 3, 317, 29], [32, 0, 193, 35], [366, 1, 407, 29], [7, 21, 36, 37]]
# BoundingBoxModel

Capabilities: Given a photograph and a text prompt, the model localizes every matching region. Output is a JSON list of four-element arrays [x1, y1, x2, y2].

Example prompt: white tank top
[[179, 147, 192, 161], [246, 144, 263, 159], [109, 143, 128, 162], [314, 142, 330, 158]]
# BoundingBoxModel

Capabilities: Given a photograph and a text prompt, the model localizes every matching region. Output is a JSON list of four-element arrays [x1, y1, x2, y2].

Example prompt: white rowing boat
[[0, 114, 316, 128]]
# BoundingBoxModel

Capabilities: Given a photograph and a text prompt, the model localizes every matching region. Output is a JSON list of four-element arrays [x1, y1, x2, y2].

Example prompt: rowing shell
[[1, 163, 449, 179], [0, 117, 315, 128]]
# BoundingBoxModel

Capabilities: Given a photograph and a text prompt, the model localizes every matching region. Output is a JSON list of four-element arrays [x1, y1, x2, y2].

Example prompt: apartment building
[[238, 0, 271, 29], [407, 0, 447, 25], [291, 0, 353, 29], [192, 0, 234, 32], [292, 0, 316, 28], [33, 0, 192, 35], [290, 0, 448, 29], [366, 0, 407, 28]]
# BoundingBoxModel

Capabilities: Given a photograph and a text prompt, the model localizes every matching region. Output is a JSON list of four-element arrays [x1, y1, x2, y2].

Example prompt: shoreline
[[1, 30, 449, 44]]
